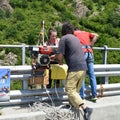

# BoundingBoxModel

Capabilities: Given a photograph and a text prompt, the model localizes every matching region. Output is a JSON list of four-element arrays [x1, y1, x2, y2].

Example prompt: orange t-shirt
[[74, 30, 94, 53]]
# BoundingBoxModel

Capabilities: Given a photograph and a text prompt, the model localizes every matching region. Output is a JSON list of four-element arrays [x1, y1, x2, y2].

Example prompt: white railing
[[1, 64, 120, 89], [0, 44, 120, 105], [0, 64, 120, 106], [0, 44, 120, 84]]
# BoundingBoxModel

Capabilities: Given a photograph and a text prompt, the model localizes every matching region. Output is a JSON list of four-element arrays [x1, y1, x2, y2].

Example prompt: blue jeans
[[80, 52, 97, 99]]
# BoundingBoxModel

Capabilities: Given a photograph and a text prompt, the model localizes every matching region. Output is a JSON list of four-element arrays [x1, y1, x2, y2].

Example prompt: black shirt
[[58, 34, 87, 72]]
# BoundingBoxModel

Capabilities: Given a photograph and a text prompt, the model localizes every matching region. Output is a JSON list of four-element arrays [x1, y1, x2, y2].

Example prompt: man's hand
[[32, 62, 36, 69], [57, 53, 64, 65], [50, 55, 56, 60], [91, 33, 99, 46]]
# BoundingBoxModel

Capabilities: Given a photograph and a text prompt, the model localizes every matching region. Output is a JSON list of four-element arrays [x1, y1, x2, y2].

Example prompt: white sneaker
[[91, 97, 97, 102]]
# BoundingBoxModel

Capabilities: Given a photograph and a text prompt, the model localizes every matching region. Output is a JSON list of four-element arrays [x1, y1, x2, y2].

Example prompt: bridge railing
[[0, 64, 120, 106], [1, 44, 120, 80], [1, 64, 120, 89], [0, 44, 120, 106], [1, 44, 120, 65]]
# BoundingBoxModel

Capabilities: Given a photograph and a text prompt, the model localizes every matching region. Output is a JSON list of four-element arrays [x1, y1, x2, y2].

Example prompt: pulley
[[37, 54, 50, 66]]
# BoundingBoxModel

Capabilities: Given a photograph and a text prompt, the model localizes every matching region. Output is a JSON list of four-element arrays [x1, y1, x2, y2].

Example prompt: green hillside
[[0, 0, 120, 85], [0, 0, 119, 46]]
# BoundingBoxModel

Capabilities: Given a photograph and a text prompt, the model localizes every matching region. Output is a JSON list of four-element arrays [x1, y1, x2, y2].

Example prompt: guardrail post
[[102, 45, 108, 84], [22, 43, 28, 89], [22, 79, 28, 90], [22, 43, 26, 65]]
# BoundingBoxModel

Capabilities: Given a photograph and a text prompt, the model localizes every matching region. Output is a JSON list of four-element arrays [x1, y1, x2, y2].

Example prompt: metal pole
[[22, 43, 28, 90], [22, 43, 26, 65], [102, 45, 108, 84], [41, 20, 45, 45]]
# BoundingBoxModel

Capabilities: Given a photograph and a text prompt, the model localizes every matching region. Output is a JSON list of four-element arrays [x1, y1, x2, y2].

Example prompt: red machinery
[[29, 45, 57, 69]]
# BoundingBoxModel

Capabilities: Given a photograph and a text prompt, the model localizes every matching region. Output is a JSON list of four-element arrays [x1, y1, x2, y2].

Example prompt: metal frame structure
[[0, 64, 120, 106]]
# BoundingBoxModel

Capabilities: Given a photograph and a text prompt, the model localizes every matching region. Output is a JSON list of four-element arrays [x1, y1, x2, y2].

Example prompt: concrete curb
[[0, 95, 120, 120], [0, 111, 46, 120]]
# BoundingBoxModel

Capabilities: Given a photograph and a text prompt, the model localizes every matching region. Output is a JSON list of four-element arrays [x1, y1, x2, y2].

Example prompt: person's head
[[48, 28, 57, 40], [74, 27, 80, 30], [62, 22, 74, 36]]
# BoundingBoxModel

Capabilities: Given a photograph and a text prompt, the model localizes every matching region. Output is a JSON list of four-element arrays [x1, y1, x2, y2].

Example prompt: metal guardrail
[[0, 44, 120, 106], [0, 84, 120, 106], [1, 64, 120, 82], [0, 44, 120, 83], [1, 44, 120, 65], [0, 64, 120, 106]]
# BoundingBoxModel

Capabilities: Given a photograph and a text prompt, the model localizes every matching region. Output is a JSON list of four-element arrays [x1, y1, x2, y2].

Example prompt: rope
[[28, 66, 81, 120], [43, 85, 55, 106], [54, 80, 60, 99], [29, 102, 80, 120], [53, 65, 62, 103]]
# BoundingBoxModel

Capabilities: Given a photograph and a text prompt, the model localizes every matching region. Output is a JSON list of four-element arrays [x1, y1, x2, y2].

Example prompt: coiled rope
[[29, 101, 80, 120]]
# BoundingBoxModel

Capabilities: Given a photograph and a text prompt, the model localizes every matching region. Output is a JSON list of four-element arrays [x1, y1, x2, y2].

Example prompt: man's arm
[[50, 53, 64, 65], [57, 53, 64, 65], [91, 33, 99, 46]]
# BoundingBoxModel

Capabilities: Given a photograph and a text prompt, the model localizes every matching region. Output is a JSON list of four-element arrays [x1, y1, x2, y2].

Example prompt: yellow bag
[[51, 64, 68, 80]]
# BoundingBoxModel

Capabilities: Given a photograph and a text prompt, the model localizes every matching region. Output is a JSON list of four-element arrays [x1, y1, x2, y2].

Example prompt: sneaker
[[84, 107, 93, 120], [0, 107, 2, 115], [91, 97, 97, 102], [79, 107, 84, 119]]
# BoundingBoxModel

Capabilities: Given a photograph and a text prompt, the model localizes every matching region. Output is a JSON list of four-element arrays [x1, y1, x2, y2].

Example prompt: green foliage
[[9, 0, 28, 8], [5, 9, 11, 18], [84, 0, 94, 10], [108, 13, 120, 27], [2, 0, 118, 46], [0, 9, 5, 18], [0, 0, 119, 88], [49, 1, 66, 12], [10, 80, 22, 90], [13, 9, 25, 21]]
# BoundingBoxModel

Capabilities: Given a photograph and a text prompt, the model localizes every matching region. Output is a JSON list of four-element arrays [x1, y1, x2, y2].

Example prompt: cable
[[43, 85, 55, 106]]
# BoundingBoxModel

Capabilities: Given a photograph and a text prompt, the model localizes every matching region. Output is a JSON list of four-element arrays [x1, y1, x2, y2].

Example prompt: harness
[[82, 45, 93, 62], [82, 45, 91, 49]]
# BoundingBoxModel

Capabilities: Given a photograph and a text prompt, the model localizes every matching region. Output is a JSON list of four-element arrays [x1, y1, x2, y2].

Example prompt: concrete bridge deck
[[0, 95, 120, 120]]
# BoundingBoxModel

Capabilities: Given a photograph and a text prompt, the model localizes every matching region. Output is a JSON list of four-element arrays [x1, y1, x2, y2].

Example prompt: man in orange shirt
[[74, 28, 99, 101]]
